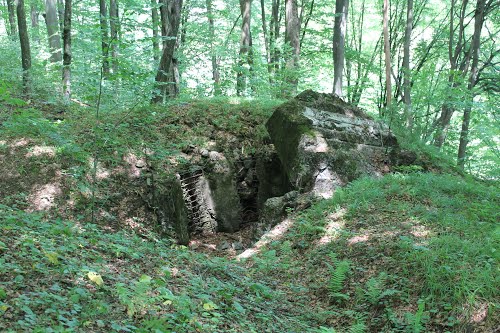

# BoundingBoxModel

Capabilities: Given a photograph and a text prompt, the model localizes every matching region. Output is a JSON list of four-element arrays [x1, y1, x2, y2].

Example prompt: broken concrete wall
[[266, 90, 399, 199]]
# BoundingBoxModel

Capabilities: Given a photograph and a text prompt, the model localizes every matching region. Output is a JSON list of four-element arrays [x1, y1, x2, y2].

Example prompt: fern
[[348, 322, 366, 333], [329, 260, 350, 294], [364, 272, 387, 304]]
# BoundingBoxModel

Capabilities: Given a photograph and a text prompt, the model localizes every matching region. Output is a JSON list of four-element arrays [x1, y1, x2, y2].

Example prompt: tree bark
[[17, 0, 31, 95], [7, 0, 17, 38], [109, 0, 119, 73], [270, 0, 280, 74], [159, 0, 180, 98], [332, 0, 348, 97], [457, 0, 487, 169], [382, 0, 392, 108], [30, 2, 40, 42], [284, 0, 300, 97], [57, 0, 64, 33], [152, 0, 183, 104], [62, 0, 72, 101], [402, 0, 413, 129], [45, 0, 62, 62], [237, 0, 252, 96], [99, 0, 110, 76], [206, 0, 220, 95], [151, 0, 160, 62], [260, 0, 273, 83]]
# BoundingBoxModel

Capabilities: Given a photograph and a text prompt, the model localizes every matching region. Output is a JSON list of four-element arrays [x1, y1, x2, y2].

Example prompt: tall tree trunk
[[206, 0, 220, 95], [7, 0, 17, 38], [237, 0, 252, 96], [45, 0, 62, 62], [62, 0, 72, 101], [332, 0, 348, 97], [109, 0, 119, 73], [99, 0, 110, 76], [152, 0, 183, 104], [151, 0, 160, 62], [17, 0, 31, 95], [57, 0, 64, 33], [284, 0, 300, 97], [260, 0, 273, 84], [382, 0, 392, 107], [30, 2, 40, 42], [159, 0, 180, 98], [457, 0, 486, 169], [402, 0, 413, 129], [433, 0, 468, 147], [270, 0, 280, 74]]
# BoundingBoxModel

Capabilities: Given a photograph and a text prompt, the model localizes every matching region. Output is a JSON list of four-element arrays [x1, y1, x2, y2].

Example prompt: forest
[[0, 0, 499, 332]]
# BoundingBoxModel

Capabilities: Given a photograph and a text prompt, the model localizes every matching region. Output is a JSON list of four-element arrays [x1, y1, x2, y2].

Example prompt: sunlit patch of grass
[[250, 173, 499, 332]]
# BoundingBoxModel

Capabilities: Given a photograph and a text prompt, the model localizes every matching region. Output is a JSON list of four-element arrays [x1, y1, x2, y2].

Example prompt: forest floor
[[0, 98, 499, 332]]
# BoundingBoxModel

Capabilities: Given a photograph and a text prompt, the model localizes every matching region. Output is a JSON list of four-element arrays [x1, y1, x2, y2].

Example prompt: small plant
[[327, 253, 351, 302]]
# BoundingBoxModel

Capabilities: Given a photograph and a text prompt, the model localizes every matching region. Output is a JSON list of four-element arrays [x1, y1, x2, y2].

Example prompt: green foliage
[[0, 204, 320, 332], [327, 254, 351, 301], [250, 173, 499, 332]]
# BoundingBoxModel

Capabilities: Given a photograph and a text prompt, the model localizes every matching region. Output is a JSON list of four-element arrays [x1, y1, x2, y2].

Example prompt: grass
[[250, 173, 499, 332], [0, 205, 322, 332]]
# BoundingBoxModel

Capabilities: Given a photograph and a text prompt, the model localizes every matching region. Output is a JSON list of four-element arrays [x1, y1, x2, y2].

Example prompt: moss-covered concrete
[[156, 177, 190, 245]]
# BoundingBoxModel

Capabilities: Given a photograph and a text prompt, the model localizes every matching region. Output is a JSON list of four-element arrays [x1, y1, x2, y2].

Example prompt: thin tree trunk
[[99, 0, 110, 76], [403, 0, 413, 129], [284, 0, 300, 97], [151, 0, 160, 62], [7, 0, 17, 38], [382, 0, 392, 107], [237, 0, 252, 96], [62, 0, 72, 101], [206, 0, 220, 95], [299, 0, 314, 48], [152, 0, 183, 104], [57, 0, 64, 33], [270, 0, 280, 74], [457, 0, 486, 168], [332, 0, 348, 97], [17, 0, 31, 95], [30, 2, 40, 42], [260, 0, 273, 84], [45, 0, 62, 62], [109, 0, 119, 73]]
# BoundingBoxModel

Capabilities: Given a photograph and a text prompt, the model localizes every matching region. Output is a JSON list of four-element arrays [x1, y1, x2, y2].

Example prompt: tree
[[284, 0, 300, 96], [332, 0, 348, 97], [109, 0, 119, 73], [236, 0, 252, 96], [62, 0, 72, 101], [152, 0, 183, 104], [402, 0, 413, 129], [45, 0, 62, 62], [99, 0, 110, 76], [382, 0, 392, 108], [151, 0, 160, 62], [30, 1, 40, 42], [16, 0, 32, 95], [206, 0, 220, 95], [7, 0, 17, 38], [457, 0, 489, 168], [159, 0, 181, 98]]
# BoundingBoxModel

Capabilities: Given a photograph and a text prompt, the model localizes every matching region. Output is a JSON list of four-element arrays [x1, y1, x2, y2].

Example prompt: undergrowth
[[0, 205, 320, 332], [249, 173, 499, 332]]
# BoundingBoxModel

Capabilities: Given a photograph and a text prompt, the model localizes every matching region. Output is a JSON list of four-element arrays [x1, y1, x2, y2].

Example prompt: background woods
[[1, 0, 499, 177]]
